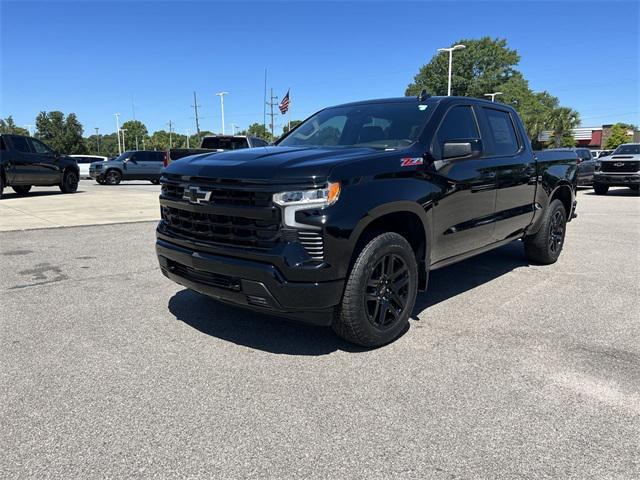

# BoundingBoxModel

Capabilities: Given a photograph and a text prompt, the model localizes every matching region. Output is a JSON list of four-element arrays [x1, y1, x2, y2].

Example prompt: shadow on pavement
[[0, 190, 86, 199], [169, 242, 530, 354], [583, 188, 639, 197], [168, 289, 368, 355]]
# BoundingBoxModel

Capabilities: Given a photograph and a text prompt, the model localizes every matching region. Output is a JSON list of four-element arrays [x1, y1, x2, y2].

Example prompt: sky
[[1, 0, 639, 137]]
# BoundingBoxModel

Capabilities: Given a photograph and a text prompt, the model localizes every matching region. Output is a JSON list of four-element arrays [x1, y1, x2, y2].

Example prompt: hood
[[163, 146, 383, 182], [601, 154, 640, 161]]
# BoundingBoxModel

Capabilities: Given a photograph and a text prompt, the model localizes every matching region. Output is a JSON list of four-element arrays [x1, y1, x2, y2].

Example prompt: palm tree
[[547, 107, 580, 148]]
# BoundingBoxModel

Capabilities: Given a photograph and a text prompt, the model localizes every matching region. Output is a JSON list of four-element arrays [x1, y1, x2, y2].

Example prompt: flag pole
[[288, 87, 291, 133]]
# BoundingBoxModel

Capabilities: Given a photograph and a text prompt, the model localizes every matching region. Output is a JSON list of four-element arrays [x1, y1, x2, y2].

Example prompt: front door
[[6, 135, 40, 184], [430, 104, 498, 263], [28, 137, 60, 184]]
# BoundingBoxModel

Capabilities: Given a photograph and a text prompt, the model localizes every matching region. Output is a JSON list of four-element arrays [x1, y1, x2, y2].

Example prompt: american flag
[[279, 90, 290, 114]]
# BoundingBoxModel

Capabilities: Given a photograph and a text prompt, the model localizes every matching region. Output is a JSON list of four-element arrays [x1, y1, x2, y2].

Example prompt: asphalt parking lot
[[1, 187, 639, 479]]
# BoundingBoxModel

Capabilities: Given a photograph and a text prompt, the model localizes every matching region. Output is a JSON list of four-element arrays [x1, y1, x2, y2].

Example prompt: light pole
[[216, 91, 229, 135], [94, 127, 100, 154], [24, 125, 34, 136], [484, 92, 503, 102], [437, 44, 465, 96], [120, 129, 127, 152], [185, 128, 190, 148], [113, 113, 122, 154], [230, 123, 238, 135]]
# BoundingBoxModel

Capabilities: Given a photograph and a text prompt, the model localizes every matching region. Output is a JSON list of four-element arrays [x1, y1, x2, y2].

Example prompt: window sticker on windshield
[[401, 157, 423, 167]]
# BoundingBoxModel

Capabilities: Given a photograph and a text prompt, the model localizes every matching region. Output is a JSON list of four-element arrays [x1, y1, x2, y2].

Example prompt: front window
[[277, 102, 433, 150], [113, 151, 133, 162], [613, 144, 640, 155]]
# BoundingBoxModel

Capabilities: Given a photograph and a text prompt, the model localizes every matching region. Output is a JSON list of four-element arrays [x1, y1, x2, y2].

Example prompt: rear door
[[577, 149, 596, 184], [6, 136, 40, 184], [478, 106, 537, 242], [430, 104, 498, 262], [145, 151, 164, 180]]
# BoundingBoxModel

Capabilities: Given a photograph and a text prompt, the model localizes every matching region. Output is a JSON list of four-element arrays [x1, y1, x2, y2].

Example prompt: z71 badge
[[400, 157, 423, 167]]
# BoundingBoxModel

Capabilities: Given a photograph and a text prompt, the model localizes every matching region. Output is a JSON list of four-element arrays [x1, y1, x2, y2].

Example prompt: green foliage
[[241, 123, 273, 142], [120, 120, 149, 150], [283, 120, 303, 134], [546, 107, 580, 148], [0, 116, 30, 136], [605, 123, 633, 149], [147, 130, 187, 150], [35, 111, 86, 154], [406, 37, 520, 97], [85, 133, 120, 157]]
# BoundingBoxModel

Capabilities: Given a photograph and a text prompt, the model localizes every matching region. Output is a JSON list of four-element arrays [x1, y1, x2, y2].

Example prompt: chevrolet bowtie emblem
[[183, 186, 212, 205], [613, 162, 625, 167]]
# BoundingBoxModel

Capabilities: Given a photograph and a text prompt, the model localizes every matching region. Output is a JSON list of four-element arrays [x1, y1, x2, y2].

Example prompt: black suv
[[157, 95, 577, 347], [0, 134, 80, 198]]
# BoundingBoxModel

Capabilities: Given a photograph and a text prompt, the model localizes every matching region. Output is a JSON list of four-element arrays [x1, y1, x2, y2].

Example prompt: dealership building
[[540, 125, 640, 149]]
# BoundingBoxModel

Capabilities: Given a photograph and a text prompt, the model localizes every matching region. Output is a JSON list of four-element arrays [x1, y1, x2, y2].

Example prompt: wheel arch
[[549, 182, 574, 218]]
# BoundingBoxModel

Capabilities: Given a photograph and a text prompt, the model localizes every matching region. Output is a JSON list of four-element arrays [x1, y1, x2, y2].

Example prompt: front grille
[[162, 183, 272, 207], [298, 231, 324, 261], [601, 161, 640, 173], [161, 206, 281, 250], [168, 261, 240, 290]]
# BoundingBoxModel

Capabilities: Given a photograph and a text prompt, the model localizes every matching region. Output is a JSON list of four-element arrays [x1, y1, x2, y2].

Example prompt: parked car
[[547, 147, 597, 186], [90, 150, 166, 185], [0, 134, 80, 198], [165, 135, 269, 166], [593, 143, 640, 194], [156, 94, 577, 347], [70, 154, 107, 179]]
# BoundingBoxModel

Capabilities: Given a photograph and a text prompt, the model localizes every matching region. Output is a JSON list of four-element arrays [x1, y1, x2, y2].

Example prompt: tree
[[406, 37, 520, 97], [35, 111, 86, 154], [120, 120, 149, 150], [85, 132, 120, 157], [241, 123, 273, 142], [282, 120, 303, 134], [0, 116, 29, 136], [547, 107, 580, 148], [605, 123, 633, 149]]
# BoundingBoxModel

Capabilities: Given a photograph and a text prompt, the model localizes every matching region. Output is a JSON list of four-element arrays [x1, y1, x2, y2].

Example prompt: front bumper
[[594, 172, 640, 186], [156, 237, 344, 325]]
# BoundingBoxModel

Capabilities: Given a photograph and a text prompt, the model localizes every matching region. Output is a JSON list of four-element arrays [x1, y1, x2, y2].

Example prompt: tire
[[524, 199, 567, 265], [104, 169, 122, 185], [96, 178, 105, 185], [59, 169, 79, 194], [629, 185, 639, 192], [593, 183, 608, 195], [12, 185, 32, 195], [333, 232, 418, 347]]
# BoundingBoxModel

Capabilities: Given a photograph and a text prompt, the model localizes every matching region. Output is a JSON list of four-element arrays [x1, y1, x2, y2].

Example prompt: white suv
[[70, 155, 108, 179]]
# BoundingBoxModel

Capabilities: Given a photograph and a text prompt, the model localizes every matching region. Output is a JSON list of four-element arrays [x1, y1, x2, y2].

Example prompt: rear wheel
[[593, 183, 608, 195], [12, 185, 32, 195], [104, 170, 122, 185], [524, 199, 567, 265], [59, 169, 79, 193], [333, 232, 418, 347]]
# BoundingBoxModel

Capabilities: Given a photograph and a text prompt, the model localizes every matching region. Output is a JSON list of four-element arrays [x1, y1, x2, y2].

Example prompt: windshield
[[613, 144, 640, 155], [278, 102, 432, 150]]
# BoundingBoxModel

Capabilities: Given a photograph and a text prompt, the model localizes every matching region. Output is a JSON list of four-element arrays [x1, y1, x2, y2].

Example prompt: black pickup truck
[[165, 135, 269, 166], [156, 95, 577, 347], [0, 134, 80, 198]]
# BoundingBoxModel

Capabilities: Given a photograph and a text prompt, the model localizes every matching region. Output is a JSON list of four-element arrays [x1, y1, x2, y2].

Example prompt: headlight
[[273, 182, 341, 207], [273, 182, 341, 229]]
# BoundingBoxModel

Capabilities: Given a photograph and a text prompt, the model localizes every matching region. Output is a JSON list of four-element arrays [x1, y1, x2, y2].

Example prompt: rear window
[[10, 136, 32, 153], [483, 108, 520, 156], [201, 137, 249, 150], [147, 151, 164, 162]]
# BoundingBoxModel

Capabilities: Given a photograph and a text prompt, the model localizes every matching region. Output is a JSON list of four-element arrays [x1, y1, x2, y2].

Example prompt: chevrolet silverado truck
[[156, 94, 577, 347], [165, 135, 269, 166], [592, 143, 640, 194], [0, 134, 79, 198]]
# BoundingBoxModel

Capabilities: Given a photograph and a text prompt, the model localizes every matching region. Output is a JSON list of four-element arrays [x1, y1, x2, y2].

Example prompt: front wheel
[[333, 232, 418, 347], [104, 170, 122, 185], [593, 183, 608, 195], [60, 169, 79, 193], [12, 185, 32, 195], [524, 199, 567, 265]]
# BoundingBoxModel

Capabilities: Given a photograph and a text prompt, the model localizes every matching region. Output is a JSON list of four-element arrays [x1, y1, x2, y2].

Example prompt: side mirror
[[442, 138, 483, 160]]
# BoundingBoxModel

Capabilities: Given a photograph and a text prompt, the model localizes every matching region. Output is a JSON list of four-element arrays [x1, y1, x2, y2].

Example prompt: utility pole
[[185, 128, 190, 148], [113, 113, 122, 154], [230, 123, 239, 135], [437, 44, 466, 96], [263, 68, 267, 133], [191, 91, 201, 136], [94, 127, 100, 154], [216, 91, 228, 135], [266, 88, 279, 139], [167, 120, 174, 148], [24, 125, 34, 136]]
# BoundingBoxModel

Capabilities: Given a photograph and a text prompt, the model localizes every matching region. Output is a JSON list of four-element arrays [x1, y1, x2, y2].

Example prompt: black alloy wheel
[[548, 209, 565, 255], [365, 253, 410, 330], [105, 170, 122, 185]]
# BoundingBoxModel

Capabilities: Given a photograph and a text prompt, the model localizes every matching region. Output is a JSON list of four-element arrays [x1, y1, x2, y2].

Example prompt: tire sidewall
[[545, 201, 567, 262], [344, 234, 418, 346]]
